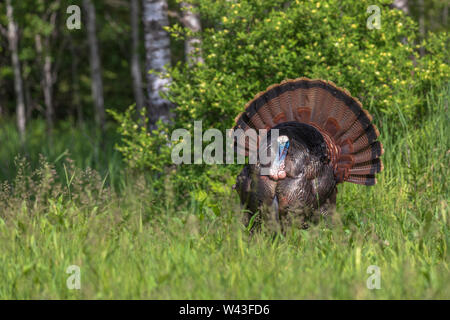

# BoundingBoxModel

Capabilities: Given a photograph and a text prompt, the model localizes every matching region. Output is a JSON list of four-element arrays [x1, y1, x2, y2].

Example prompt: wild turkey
[[233, 77, 383, 230]]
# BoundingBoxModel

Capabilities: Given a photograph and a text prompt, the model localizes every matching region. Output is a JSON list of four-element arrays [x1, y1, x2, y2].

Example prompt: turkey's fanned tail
[[233, 77, 384, 186]]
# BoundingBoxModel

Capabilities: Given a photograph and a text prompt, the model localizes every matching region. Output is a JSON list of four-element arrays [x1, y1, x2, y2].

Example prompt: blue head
[[269, 135, 290, 180]]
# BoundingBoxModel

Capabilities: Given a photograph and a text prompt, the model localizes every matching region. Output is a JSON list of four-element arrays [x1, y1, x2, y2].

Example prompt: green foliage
[[108, 106, 239, 196], [108, 106, 178, 175], [114, 0, 449, 178], [168, 0, 448, 124]]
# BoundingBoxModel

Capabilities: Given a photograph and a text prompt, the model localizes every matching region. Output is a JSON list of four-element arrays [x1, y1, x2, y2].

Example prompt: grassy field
[[0, 85, 448, 299]]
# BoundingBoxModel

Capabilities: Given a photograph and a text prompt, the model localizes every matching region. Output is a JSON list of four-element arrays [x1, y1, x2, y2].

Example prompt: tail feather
[[326, 99, 359, 138], [233, 77, 384, 185], [309, 87, 326, 124], [248, 112, 265, 130], [346, 174, 376, 186], [352, 124, 380, 153], [336, 113, 372, 145], [352, 141, 384, 164], [278, 90, 295, 122], [348, 158, 383, 175], [258, 103, 276, 128]]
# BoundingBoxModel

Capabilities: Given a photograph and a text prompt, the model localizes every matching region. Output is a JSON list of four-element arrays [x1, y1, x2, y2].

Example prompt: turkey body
[[235, 122, 337, 228], [232, 78, 384, 230]]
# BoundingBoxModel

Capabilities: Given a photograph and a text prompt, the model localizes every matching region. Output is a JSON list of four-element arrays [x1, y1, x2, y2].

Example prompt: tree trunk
[[392, 0, 409, 46], [418, 0, 425, 57], [6, 0, 26, 142], [142, 0, 173, 127], [444, 4, 448, 27], [35, 34, 55, 132], [130, 0, 145, 114], [392, 0, 409, 14], [83, 0, 105, 132], [24, 76, 34, 122], [69, 35, 83, 126], [180, 2, 203, 66]]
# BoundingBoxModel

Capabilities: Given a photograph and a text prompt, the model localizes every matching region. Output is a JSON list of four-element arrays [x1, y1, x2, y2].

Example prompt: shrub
[[112, 0, 449, 191]]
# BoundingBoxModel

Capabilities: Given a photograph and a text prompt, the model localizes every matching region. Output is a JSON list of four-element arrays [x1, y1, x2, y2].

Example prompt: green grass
[[0, 118, 124, 187], [0, 86, 448, 299]]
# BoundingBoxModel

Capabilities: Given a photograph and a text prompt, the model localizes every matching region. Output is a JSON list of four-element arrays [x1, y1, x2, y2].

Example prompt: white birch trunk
[[6, 0, 26, 142], [392, 0, 409, 14], [35, 33, 55, 132], [181, 2, 203, 66], [142, 0, 173, 125], [130, 0, 145, 114], [418, 0, 425, 56]]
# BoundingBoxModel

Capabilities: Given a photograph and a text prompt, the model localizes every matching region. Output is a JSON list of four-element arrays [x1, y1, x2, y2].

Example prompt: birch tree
[[392, 0, 409, 14], [130, 0, 145, 114], [142, 0, 173, 126], [418, 0, 425, 56], [180, 2, 203, 65], [34, 9, 57, 132], [5, 0, 26, 142]]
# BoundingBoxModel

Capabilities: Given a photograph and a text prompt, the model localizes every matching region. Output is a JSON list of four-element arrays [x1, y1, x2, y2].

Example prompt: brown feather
[[233, 77, 384, 186]]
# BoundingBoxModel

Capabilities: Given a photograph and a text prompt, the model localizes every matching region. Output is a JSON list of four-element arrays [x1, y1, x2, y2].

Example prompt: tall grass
[[0, 119, 123, 187], [0, 85, 448, 299]]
